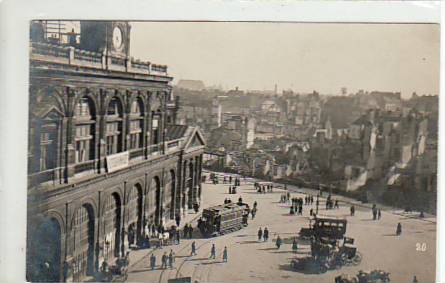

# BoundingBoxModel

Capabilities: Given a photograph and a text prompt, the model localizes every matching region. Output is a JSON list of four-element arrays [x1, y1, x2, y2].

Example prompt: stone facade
[[26, 21, 205, 282]]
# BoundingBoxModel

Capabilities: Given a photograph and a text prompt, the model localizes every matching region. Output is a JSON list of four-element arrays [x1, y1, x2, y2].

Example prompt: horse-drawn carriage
[[292, 217, 361, 273], [96, 256, 129, 282], [299, 217, 347, 240], [198, 203, 249, 237]]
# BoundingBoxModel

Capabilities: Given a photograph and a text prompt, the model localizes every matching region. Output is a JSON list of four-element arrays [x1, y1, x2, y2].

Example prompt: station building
[[27, 21, 205, 282]]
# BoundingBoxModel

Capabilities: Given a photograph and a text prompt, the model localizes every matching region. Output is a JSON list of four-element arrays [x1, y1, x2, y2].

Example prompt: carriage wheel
[[319, 264, 328, 274], [352, 253, 362, 265]]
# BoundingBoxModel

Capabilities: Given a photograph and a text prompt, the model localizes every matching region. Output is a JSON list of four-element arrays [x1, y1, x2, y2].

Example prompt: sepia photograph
[[25, 19, 439, 283]]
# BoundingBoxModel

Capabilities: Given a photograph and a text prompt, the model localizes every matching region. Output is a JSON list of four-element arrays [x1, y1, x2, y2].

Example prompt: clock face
[[112, 27, 123, 50]]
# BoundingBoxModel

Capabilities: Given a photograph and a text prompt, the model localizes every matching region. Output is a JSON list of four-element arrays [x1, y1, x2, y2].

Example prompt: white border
[[0, 1, 442, 282]]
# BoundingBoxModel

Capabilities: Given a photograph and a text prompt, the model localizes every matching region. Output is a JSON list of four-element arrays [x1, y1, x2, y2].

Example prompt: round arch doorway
[[27, 217, 62, 282]]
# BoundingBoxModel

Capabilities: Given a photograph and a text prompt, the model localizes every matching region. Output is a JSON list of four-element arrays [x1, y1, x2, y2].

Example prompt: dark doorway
[[27, 218, 62, 282], [72, 204, 95, 280]]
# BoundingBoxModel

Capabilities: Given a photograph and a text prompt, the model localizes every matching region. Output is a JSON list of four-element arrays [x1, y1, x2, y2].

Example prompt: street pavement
[[126, 172, 436, 283]]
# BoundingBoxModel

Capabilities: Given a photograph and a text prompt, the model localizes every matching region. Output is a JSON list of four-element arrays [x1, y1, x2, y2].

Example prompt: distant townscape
[[175, 84, 438, 213]]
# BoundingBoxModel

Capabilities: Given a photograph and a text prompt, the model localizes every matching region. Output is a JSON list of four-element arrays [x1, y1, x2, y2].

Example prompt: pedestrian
[[168, 250, 174, 269], [334, 200, 339, 209], [161, 252, 167, 269], [251, 208, 256, 220], [258, 227, 263, 241], [222, 246, 228, 262], [412, 275, 418, 283], [378, 209, 382, 220], [183, 224, 189, 238], [191, 241, 197, 255], [176, 230, 180, 244], [210, 244, 216, 259], [350, 205, 355, 216], [263, 227, 269, 241], [373, 208, 377, 220], [175, 215, 181, 227], [276, 235, 282, 249], [396, 222, 402, 236], [189, 225, 193, 239], [150, 254, 156, 270], [253, 201, 258, 209], [151, 223, 156, 237], [290, 206, 295, 215], [158, 232, 164, 248], [298, 205, 303, 215], [292, 238, 298, 253], [229, 176, 233, 184], [310, 208, 313, 216]]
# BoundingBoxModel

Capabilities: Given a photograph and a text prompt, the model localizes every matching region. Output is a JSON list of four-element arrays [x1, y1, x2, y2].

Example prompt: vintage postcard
[[24, 17, 439, 283]]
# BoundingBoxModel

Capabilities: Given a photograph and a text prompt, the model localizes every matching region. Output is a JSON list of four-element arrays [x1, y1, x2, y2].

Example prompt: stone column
[[64, 88, 76, 182], [182, 161, 188, 216]]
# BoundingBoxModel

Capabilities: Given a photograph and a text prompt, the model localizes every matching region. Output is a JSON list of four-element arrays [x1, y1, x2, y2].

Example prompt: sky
[[130, 22, 440, 97]]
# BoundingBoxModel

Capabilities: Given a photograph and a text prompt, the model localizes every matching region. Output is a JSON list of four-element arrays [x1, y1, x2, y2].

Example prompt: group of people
[[209, 244, 229, 262], [279, 192, 291, 203], [150, 249, 175, 270], [222, 175, 241, 186], [228, 186, 237, 194], [325, 194, 339, 210], [255, 182, 273, 193], [257, 227, 270, 242], [290, 197, 304, 215], [372, 204, 382, 220], [183, 224, 194, 239]]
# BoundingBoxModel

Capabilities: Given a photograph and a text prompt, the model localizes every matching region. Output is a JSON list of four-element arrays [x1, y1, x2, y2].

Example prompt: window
[[39, 127, 57, 171], [75, 98, 92, 118], [107, 98, 120, 116], [75, 124, 93, 163], [106, 97, 123, 154], [76, 140, 89, 163], [152, 116, 159, 145], [130, 134, 139, 149], [131, 100, 141, 114], [106, 136, 116, 155], [74, 97, 95, 163]]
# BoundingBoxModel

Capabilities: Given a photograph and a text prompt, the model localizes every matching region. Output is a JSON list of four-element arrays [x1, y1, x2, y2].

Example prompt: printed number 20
[[416, 242, 427, 252]]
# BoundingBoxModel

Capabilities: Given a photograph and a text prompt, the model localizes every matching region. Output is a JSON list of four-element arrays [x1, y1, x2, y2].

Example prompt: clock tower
[[79, 21, 131, 58]]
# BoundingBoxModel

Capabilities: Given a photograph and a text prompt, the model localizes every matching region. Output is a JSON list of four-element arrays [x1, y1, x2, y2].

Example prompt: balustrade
[[74, 160, 96, 174], [30, 41, 168, 76]]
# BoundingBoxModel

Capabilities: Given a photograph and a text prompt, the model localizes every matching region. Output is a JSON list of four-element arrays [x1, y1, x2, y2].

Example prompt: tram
[[198, 203, 249, 237]]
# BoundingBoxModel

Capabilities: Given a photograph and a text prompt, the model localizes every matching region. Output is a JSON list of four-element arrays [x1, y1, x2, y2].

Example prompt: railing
[[30, 41, 168, 76], [167, 140, 179, 149], [131, 59, 151, 72], [151, 64, 168, 73], [74, 49, 102, 64], [129, 148, 145, 159], [148, 144, 161, 154], [28, 168, 55, 187], [32, 42, 70, 59], [110, 56, 126, 67], [74, 160, 96, 174]]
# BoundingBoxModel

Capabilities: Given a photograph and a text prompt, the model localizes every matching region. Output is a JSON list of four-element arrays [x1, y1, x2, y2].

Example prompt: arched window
[[106, 97, 123, 155], [129, 98, 144, 150], [74, 96, 96, 163]]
